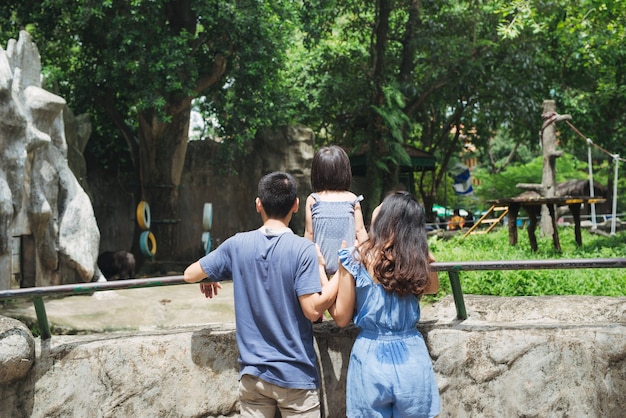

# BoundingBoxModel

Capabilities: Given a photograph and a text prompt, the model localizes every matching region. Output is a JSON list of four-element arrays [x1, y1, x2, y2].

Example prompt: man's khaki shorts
[[238, 374, 320, 417]]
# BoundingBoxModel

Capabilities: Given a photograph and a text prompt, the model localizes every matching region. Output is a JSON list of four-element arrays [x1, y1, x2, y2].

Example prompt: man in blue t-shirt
[[184, 171, 338, 417]]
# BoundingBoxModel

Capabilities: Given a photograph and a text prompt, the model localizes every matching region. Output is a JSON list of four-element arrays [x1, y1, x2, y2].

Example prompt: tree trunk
[[365, 0, 392, 211], [398, 0, 421, 84], [134, 99, 192, 266], [540, 100, 562, 237]]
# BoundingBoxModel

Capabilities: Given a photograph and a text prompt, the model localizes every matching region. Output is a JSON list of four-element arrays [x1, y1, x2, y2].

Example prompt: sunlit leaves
[[494, 0, 545, 39]]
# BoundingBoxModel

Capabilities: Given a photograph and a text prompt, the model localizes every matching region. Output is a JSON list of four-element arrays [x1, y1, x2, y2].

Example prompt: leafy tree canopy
[[495, 0, 626, 161], [2, 0, 624, 215], [0, 0, 306, 259], [1, 0, 301, 171], [294, 0, 625, 211]]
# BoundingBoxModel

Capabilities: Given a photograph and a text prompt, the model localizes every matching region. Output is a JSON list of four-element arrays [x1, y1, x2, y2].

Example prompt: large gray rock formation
[[427, 295, 626, 417], [0, 295, 624, 417], [0, 31, 100, 289]]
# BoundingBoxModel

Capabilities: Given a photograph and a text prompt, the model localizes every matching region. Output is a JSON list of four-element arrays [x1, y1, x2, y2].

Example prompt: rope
[[561, 119, 625, 162], [544, 112, 622, 236]]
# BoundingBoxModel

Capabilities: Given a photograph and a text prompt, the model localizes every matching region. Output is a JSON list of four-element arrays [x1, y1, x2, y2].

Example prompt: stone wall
[[91, 125, 315, 273], [1, 295, 625, 417]]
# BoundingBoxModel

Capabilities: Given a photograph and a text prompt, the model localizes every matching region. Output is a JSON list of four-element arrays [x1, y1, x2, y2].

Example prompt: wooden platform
[[486, 196, 606, 251]]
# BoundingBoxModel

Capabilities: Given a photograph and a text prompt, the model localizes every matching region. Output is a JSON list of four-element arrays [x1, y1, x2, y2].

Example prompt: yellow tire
[[136, 201, 151, 230], [139, 231, 157, 257]]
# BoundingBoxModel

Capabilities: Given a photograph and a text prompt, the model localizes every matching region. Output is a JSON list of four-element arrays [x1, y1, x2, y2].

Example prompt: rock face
[[0, 317, 34, 385], [0, 31, 100, 289], [1, 295, 625, 417], [426, 295, 626, 418]]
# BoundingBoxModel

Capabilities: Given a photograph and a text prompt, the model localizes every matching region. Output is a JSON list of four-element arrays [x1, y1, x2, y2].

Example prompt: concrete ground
[[0, 280, 237, 334]]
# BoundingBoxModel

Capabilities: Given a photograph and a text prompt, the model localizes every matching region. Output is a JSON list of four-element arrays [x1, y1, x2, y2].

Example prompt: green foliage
[[2, 0, 625, 209], [1, 0, 301, 172], [371, 86, 412, 145], [297, 0, 558, 207], [492, 0, 626, 162], [295, 0, 626, 212], [427, 228, 626, 298], [473, 152, 594, 204], [495, 0, 546, 39], [486, 128, 537, 169]]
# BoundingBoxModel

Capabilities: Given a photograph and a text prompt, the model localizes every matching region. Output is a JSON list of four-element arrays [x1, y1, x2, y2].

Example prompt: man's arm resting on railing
[[183, 261, 222, 299]]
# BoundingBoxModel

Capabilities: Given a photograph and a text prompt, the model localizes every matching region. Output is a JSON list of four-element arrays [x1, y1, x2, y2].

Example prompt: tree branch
[[404, 79, 449, 117], [195, 53, 228, 94], [98, 89, 139, 169]]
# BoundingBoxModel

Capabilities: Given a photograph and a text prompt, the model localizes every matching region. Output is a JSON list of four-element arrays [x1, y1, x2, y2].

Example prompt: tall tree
[[1, 0, 299, 261], [298, 0, 548, 210], [493, 0, 626, 206], [297, 0, 625, 212]]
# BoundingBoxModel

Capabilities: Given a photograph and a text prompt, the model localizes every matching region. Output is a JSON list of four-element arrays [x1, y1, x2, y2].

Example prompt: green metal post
[[448, 271, 467, 320], [33, 296, 52, 340]]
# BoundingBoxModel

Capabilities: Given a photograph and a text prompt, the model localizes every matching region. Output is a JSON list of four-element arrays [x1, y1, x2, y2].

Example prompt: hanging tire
[[136, 201, 151, 230], [202, 231, 211, 254], [202, 203, 213, 231], [139, 231, 157, 257]]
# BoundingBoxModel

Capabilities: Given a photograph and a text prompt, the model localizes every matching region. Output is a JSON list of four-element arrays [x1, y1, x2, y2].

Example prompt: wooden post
[[540, 100, 561, 237], [526, 206, 539, 252], [569, 203, 583, 246], [508, 203, 520, 246], [546, 202, 561, 251]]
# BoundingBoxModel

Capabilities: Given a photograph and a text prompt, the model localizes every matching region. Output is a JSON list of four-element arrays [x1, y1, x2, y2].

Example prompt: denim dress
[[310, 193, 363, 274], [339, 247, 440, 418]]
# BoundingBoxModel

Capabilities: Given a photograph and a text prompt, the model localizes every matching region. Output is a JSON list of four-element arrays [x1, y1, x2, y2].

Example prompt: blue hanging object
[[139, 230, 157, 257], [201, 231, 211, 255]]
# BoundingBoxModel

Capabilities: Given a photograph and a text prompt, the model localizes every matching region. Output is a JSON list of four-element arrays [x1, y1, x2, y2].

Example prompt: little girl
[[330, 190, 440, 417], [305, 145, 369, 277]]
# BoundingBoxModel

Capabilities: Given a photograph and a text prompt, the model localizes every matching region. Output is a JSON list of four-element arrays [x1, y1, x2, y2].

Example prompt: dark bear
[[97, 251, 136, 280]]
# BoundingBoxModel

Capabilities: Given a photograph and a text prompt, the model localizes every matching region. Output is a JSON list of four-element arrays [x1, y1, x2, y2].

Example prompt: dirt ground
[[1, 277, 437, 335], [0, 280, 236, 334]]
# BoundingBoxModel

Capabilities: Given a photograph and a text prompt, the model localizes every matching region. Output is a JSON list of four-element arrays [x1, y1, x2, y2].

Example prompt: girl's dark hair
[[257, 172, 298, 218], [310, 146, 352, 192], [360, 191, 431, 297]]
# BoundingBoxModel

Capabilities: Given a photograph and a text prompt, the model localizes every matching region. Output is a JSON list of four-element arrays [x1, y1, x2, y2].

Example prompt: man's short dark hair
[[258, 172, 298, 218]]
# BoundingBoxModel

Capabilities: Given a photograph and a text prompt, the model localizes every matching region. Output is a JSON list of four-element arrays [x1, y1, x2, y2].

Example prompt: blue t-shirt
[[199, 227, 322, 389]]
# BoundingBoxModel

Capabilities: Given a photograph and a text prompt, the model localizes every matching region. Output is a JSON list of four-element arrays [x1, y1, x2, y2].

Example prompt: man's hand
[[200, 282, 222, 299]]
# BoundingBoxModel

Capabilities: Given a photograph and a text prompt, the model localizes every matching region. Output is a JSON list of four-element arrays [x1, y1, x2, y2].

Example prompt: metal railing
[[1, 258, 626, 340]]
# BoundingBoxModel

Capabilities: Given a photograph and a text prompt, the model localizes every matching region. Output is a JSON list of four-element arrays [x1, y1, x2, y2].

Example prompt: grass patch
[[426, 227, 626, 299]]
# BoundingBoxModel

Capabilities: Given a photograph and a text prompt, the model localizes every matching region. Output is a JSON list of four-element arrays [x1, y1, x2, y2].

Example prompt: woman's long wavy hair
[[360, 191, 431, 297]]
